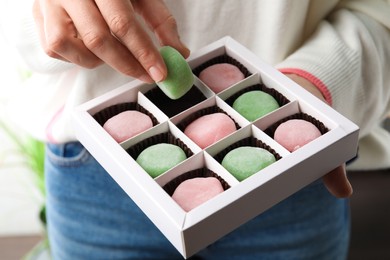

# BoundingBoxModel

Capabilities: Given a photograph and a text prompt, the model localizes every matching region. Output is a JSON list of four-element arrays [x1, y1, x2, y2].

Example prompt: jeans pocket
[[46, 141, 90, 167]]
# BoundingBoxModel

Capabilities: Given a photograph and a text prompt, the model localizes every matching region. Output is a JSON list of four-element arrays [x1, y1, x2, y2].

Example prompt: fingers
[[285, 74, 326, 103], [94, 0, 166, 82], [286, 74, 352, 198], [35, 0, 102, 67], [63, 0, 155, 81], [322, 164, 353, 198], [133, 0, 190, 58], [33, 0, 187, 82], [33, 0, 67, 62]]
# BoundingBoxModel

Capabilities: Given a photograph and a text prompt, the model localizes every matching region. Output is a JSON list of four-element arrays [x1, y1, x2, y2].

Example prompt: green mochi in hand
[[156, 46, 194, 100]]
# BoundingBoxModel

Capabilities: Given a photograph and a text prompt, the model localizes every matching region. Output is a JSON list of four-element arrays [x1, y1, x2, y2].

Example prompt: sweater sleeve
[[277, 1, 390, 138]]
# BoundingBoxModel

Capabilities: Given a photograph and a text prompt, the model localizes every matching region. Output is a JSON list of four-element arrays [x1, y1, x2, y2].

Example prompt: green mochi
[[221, 146, 276, 181], [233, 90, 279, 121], [136, 143, 187, 178], [156, 46, 194, 100]]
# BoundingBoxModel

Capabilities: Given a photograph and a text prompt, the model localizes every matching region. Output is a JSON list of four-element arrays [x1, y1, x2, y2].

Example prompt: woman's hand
[[285, 74, 353, 198], [32, 0, 190, 82]]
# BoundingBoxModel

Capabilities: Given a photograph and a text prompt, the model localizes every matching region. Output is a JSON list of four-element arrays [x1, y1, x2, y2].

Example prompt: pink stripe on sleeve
[[279, 68, 333, 106]]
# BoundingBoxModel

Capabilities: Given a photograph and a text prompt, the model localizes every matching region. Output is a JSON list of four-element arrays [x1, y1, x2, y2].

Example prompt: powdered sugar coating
[[103, 110, 153, 143], [136, 143, 187, 178], [199, 63, 245, 93], [184, 113, 236, 149], [221, 146, 276, 181], [232, 90, 279, 121], [172, 177, 224, 212], [274, 119, 321, 152], [157, 46, 194, 99]]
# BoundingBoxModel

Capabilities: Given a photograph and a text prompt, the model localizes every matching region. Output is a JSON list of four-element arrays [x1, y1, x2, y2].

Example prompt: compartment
[[169, 97, 248, 150], [163, 168, 230, 213], [191, 53, 252, 94], [264, 112, 328, 151], [93, 102, 158, 127], [86, 82, 168, 144], [188, 39, 259, 75], [254, 99, 337, 154], [92, 102, 158, 143], [153, 151, 239, 213], [170, 96, 249, 129], [140, 78, 213, 118], [206, 125, 283, 182], [219, 73, 290, 122], [125, 122, 201, 179]]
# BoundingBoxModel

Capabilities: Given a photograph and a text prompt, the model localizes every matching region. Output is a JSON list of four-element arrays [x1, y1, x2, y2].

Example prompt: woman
[[4, 0, 390, 259]]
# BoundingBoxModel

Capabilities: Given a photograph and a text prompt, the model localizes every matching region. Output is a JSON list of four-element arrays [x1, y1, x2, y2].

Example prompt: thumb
[[134, 0, 190, 58], [322, 164, 353, 198]]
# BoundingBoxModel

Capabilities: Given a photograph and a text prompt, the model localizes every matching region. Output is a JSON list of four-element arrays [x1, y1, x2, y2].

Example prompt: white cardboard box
[[72, 36, 359, 258]]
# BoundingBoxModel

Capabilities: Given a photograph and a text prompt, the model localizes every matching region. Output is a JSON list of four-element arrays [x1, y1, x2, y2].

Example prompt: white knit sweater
[[3, 0, 390, 170]]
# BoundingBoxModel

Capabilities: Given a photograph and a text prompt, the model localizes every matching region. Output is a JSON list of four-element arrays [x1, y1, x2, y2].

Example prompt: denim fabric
[[45, 142, 350, 260]]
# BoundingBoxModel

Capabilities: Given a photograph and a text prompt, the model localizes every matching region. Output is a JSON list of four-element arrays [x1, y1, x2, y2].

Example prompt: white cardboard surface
[[73, 36, 359, 258]]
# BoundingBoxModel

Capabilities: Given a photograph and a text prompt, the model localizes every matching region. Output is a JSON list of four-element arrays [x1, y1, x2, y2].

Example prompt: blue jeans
[[45, 142, 350, 260]]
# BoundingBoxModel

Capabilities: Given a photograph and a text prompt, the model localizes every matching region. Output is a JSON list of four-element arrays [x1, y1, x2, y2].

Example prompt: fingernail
[[139, 74, 154, 84], [180, 41, 190, 58], [149, 66, 165, 83], [182, 46, 191, 58]]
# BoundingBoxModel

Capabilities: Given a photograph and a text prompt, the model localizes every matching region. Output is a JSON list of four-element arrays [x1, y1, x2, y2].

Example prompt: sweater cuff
[[279, 68, 333, 106], [275, 19, 361, 118]]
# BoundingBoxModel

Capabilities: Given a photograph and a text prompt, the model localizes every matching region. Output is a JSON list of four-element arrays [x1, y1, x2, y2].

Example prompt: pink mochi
[[199, 63, 245, 93], [103, 110, 153, 143], [172, 177, 224, 212], [274, 119, 321, 152], [184, 113, 237, 149]]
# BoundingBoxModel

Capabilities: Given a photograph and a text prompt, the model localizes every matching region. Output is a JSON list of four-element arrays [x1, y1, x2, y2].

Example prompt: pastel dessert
[[274, 119, 322, 152], [172, 177, 224, 212], [184, 113, 237, 149], [221, 146, 276, 181], [136, 143, 187, 178], [103, 110, 153, 143], [199, 63, 245, 93], [157, 46, 194, 99], [232, 90, 280, 121]]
